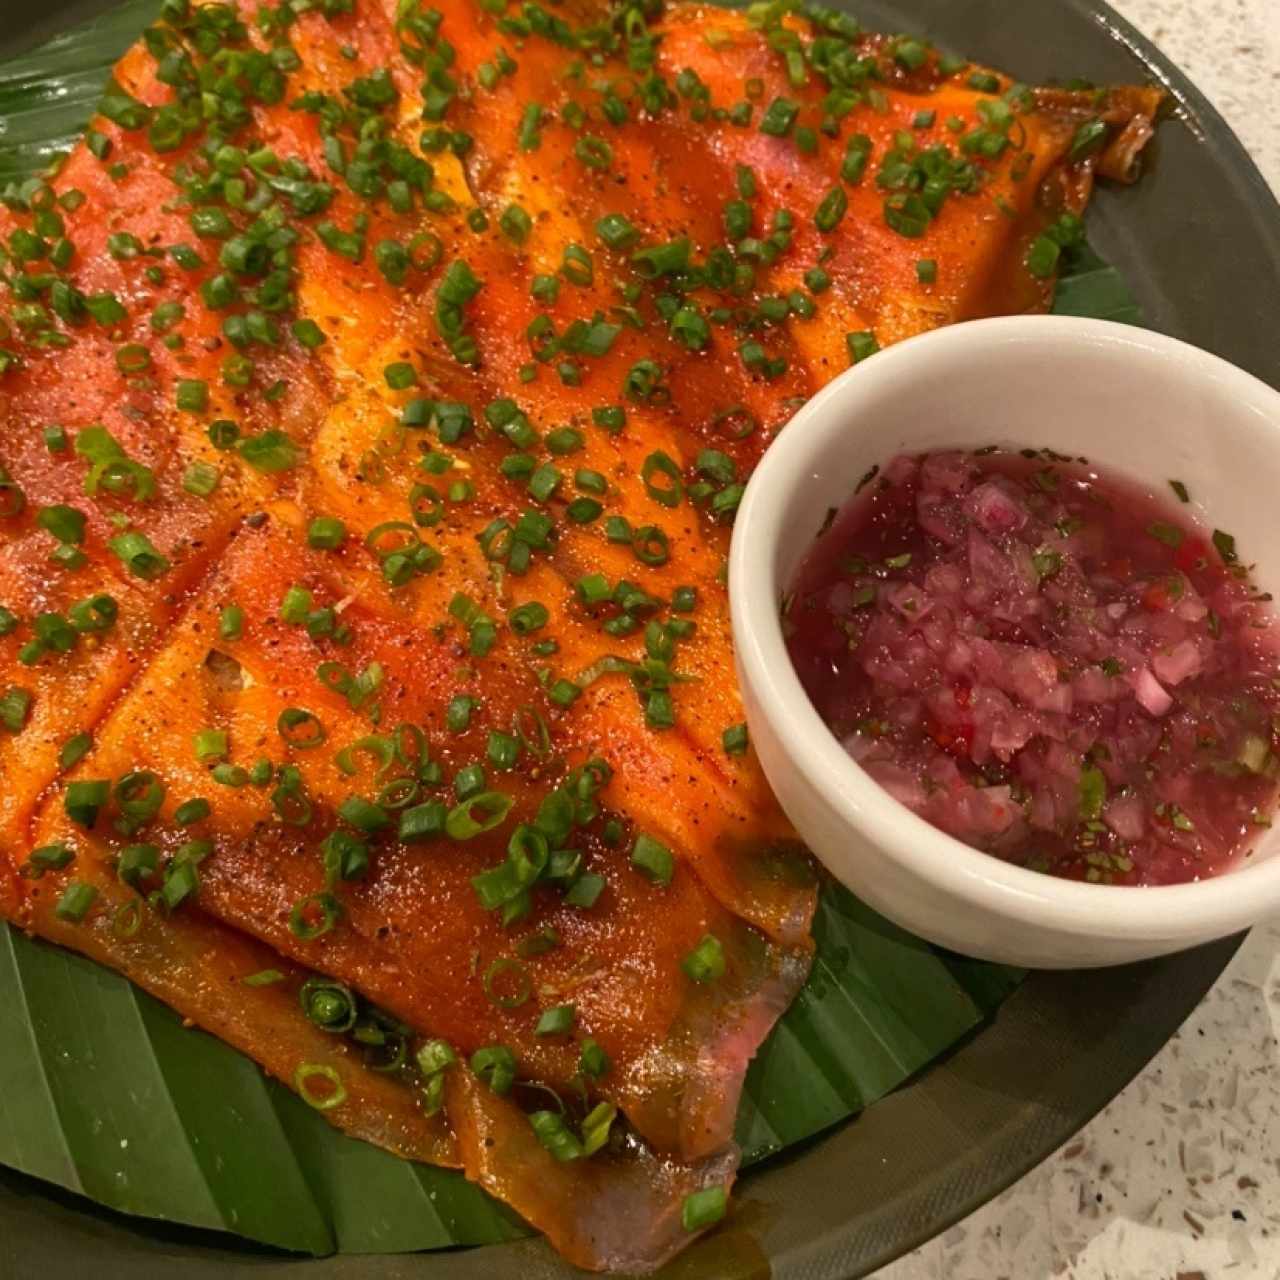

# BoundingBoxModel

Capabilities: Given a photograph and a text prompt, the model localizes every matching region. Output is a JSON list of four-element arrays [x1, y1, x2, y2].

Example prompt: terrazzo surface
[[872, 3, 1280, 1276]]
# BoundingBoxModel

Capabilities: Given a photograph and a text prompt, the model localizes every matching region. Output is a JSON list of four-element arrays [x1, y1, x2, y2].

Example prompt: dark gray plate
[[0, 0, 1276, 1276]]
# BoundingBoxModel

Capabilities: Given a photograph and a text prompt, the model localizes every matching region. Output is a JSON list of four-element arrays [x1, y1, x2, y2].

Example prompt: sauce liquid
[[785, 449, 1280, 884]]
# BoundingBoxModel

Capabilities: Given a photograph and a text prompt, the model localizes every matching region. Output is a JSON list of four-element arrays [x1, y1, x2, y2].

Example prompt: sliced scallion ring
[[446, 791, 514, 840], [278, 706, 326, 749], [294, 1063, 347, 1111], [482, 957, 532, 1009], [289, 891, 343, 941], [112, 898, 144, 939], [299, 976, 358, 1032]]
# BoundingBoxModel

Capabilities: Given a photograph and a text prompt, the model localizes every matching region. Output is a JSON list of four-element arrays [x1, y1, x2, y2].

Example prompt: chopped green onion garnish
[[484, 957, 532, 1009], [528, 1110, 584, 1161], [681, 933, 726, 983], [175, 379, 209, 413], [579, 1037, 611, 1078], [339, 795, 390, 832], [218, 605, 244, 640], [759, 97, 799, 137], [29, 843, 75, 873], [55, 880, 98, 922], [446, 792, 514, 839], [534, 1003, 575, 1036], [182, 460, 220, 497], [116, 839, 157, 890], [58, 731, 92, 771], [242, 969, 285, 987], [417, 1039, 456, 1076], [399, 799, 447, 842], [1070, 118, 1109, 161], [289, 891, 343, 940], [194, 728, 229, 763], [278, 707, 327, 750], [641, 451, 683, 508], [631, 833, 674, 886], [565, 872, 605, 909], [109, 531, 169, 580], [682, 1186, 728, 1231], [300, 976, 357, 1031], [846, 331, 879, 364], [174, 798, 211, 825], [470, 1044, 516, 1094], [64, 779, 109, 827], [294, 1063, 346, 1110], [814, 186, 847, 233], [307, 516, 347, 549]]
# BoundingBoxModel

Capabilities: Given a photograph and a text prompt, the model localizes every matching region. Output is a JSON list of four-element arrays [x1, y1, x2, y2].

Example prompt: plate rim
[[0, 0, 1273, 1276]]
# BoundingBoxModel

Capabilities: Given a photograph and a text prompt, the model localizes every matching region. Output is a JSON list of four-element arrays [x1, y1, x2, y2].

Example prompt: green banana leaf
[[0, 880, 1019, 1255], [0, 0, 1134, 1259], [1052, 243, 1144, 326]]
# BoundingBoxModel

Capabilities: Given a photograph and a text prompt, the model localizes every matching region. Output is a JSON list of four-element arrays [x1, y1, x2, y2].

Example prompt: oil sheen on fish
[[0, 0, 1158, 1269]]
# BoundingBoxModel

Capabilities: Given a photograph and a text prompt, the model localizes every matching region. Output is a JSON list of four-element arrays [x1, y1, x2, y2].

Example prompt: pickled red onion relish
[[783, 449, 1280, 885]]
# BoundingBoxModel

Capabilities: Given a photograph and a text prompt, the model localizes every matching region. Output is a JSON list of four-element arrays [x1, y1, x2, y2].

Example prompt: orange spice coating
[[0, 0, 1159, 1268]]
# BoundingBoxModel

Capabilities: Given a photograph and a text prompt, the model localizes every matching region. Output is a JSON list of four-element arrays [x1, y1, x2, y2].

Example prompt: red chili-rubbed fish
[[0, 0, 1159, 1269]]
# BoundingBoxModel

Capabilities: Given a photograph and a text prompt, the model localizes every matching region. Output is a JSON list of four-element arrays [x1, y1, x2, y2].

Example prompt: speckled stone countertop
[[872, 3, 1280, 1278]]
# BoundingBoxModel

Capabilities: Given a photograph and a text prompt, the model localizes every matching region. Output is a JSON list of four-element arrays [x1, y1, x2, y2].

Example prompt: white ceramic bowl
[[730, 316, 1280, 969]]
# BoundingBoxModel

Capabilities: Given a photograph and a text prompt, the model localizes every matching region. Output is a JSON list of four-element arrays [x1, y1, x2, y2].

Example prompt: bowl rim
[[730, 314, 1280, 941]]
